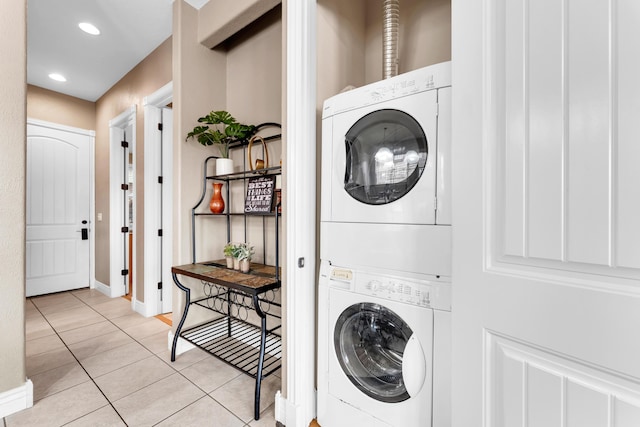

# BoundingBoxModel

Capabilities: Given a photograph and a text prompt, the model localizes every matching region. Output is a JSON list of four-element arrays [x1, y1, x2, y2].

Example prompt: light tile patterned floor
[[3, 288, 279, 426]]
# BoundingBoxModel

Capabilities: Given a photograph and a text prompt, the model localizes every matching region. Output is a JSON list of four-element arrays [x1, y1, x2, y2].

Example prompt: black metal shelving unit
[[171, 123, 282, 421]]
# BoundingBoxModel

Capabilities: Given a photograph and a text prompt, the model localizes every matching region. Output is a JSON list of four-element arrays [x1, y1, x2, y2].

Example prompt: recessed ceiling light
[[48, 73, 67, 82], [78, 22, 100, 36]]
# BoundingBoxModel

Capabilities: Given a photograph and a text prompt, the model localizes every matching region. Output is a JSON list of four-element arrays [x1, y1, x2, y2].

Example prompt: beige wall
[[94, 37, 172, 302], [27, 85, 96, 130], [198, 0, 280, 48], [223, 5, 282, 266], [365, 0, 452, 83], [0, 0, 27, 396], [226, 6, 282, 127], [317, 0, 368, 97], [317, 0, 451, 107], [172, 0, 227, 270]]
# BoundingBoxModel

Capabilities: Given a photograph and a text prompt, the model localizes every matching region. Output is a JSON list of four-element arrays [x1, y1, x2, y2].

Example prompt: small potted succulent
[[231, 244, 243, 270], [223, 242, 236, 269], [236, 243, 254, 273], [185, 110, 257, 175]]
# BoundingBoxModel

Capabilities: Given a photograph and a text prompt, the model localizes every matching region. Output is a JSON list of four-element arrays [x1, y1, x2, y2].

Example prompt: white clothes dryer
[[317, 261, 451, 427], [320, 62, 452, 277]]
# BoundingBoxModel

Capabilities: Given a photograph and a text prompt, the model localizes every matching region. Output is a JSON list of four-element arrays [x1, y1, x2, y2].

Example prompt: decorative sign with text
[[244, 176, 276, 214]]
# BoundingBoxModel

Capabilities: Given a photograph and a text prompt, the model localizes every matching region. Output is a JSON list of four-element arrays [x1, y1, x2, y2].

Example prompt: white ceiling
[[27, 0, 180, 102]]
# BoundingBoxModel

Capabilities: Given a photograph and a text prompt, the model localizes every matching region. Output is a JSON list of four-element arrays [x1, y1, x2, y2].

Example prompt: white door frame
[[26, 118, 96, 292], [275, 1, 317, 426], [109, 106, 136, 299], [143, 81, 173, 316]]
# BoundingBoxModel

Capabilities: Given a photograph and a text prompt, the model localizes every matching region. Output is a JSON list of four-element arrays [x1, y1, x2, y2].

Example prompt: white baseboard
[[133, 298, 155, 317], [275, 390, 288, 425], [0, 380, 33, 419], [275, 389, 317, 427], [275, 390, 298, 427], [167, 330, 195, 355], [94, 280, 112, 297], [95, 279, 155, 318]]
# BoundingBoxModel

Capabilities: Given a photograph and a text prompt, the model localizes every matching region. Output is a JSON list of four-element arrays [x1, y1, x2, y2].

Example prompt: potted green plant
[[228, 244, 241, 270], [223, 242, 236, 268], [236, 243, 254, 273], [185, 110, 257, 175]]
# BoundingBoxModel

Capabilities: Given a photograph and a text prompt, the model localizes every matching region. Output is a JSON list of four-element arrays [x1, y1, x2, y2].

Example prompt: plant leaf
[[185, 125, 209, 141]]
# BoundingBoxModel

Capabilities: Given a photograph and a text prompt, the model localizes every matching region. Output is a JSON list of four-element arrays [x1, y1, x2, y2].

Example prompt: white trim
[[133, 298, 155, 317], [167, 330, 195, 355], [0, 380, 33, 418], [143, 82, 174, 316], [109, 106, 136, 298], [26, 118, 94, 136], [184, 0, 209, 10], [26, 118, 96, 295], [89, 128, 96, 290], [281, 1, 317, 427], [93, 279, 114, 297], [143, 81, 173, 108], [143, 104, 163, 314], [160, 108, 174, 314], [488, 260, 640, 297]]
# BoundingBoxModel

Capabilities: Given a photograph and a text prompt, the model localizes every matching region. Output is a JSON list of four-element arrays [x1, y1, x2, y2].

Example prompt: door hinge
[[436, 102, 440, 117], [157, 123, 163, 131], [157, 229, 163, 237], [121, 269, 129, 276], [121, 184, 129, 191], [434, 196, 438, 211], [121, 226, 129, 233], [157, 282, 163, 290], [121, 140, 129, 148], [158, 176, 163, 184]]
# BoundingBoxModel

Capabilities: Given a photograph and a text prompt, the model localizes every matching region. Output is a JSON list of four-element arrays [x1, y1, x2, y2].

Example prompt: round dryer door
[[334, 302, 426, 403], [344, 109, 427, 205]]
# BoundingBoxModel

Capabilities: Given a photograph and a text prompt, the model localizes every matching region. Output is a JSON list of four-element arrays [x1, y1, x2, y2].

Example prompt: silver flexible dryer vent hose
[[382, 0, 400, 79]]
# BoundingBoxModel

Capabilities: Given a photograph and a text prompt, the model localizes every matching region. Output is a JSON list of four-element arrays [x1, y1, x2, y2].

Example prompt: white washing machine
[[320, 62, 452, 277], [317, 260, 451, 427]]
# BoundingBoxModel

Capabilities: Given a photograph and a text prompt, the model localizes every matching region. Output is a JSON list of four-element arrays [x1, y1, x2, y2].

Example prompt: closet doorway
[[109, 106, 136, 299], [143, 81, 173, 316]]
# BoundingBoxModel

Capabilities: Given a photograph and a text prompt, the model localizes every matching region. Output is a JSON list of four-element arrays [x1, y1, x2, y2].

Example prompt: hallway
[[4, 289, 278, 426]]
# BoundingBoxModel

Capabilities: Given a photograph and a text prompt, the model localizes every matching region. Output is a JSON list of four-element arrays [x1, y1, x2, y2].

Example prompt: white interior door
[[453, 1, 640, 426], [160, 107, 173, 313], [26, 120, 93, 297], [143, 82, 173, 316], [109, 106, 136, 298]]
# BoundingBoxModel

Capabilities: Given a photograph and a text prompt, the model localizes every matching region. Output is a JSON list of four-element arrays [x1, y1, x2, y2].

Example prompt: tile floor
[[3, 288, 280, 427]]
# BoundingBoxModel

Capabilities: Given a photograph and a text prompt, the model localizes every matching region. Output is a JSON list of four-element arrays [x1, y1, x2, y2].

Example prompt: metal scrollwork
[[256, 288, 281, 314], [195, 282, 279, 322]]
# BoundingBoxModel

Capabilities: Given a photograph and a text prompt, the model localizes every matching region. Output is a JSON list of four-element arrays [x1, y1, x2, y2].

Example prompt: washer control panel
[[327, 265, 451, 311], [364, 278, 432, 307]]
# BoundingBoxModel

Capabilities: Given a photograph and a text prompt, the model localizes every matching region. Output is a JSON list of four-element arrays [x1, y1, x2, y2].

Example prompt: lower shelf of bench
[[179, 316, 282, 379]]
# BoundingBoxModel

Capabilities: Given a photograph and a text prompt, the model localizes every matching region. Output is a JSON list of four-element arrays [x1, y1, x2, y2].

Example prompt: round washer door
[[333, 302, 426, 403], [343, 109, 428, 205]]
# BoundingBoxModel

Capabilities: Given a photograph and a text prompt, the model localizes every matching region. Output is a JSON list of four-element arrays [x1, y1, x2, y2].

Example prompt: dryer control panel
[[327, 265, 451, 311]]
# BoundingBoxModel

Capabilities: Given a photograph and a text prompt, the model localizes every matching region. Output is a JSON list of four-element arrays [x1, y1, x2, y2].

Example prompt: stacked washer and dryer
[[317, 62, 452, 427]]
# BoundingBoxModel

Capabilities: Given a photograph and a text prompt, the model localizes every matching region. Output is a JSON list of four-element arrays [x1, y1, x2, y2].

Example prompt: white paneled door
[[26, 121, 93, 297], [453, 0, 640, 426]]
